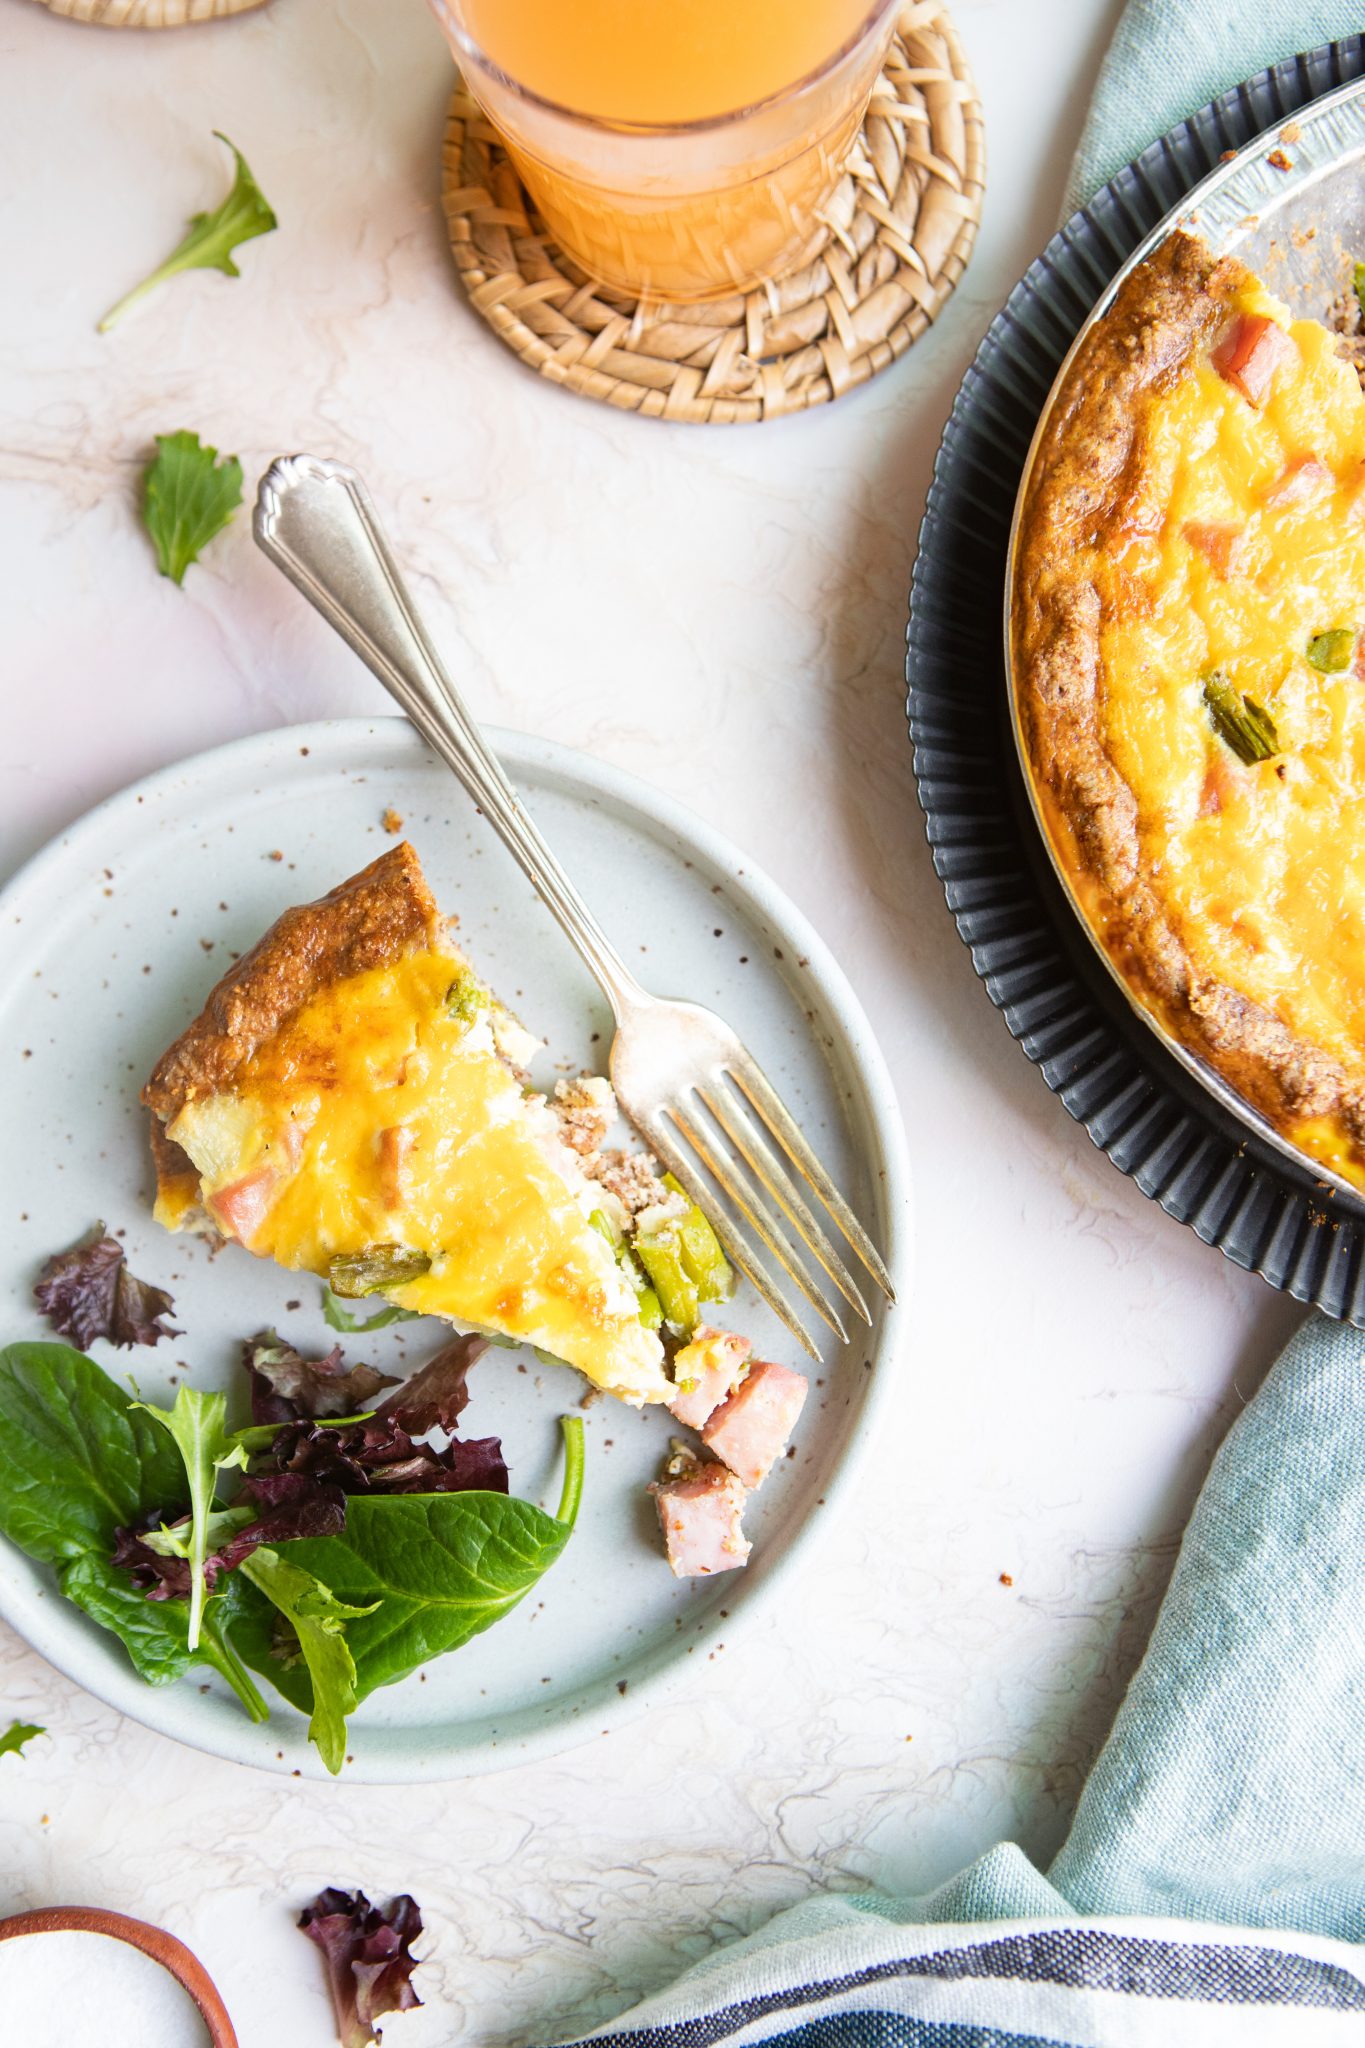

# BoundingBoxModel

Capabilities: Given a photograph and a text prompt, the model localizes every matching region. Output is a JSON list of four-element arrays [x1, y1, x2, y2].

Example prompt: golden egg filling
[[1012, 231, 1365, 1189], [144, 844, 669, 1405]]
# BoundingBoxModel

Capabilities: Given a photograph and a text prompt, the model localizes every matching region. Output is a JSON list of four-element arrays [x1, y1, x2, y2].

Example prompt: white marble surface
[[0, 1, 1307, 2044]]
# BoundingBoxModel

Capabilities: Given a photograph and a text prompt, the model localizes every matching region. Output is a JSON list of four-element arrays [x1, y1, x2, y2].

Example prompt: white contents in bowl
[[0, 1930, 211, 2046]]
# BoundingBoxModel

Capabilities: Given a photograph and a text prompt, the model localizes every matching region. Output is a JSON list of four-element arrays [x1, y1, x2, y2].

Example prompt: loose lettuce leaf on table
[[0, 1721, 44, 1760], [0, 1342, 186, 1562], [34, 1229, 180, 1351], [299, 1889, 424, 2048], [142, 431, 244, 586], [99, 131, 277, 333]]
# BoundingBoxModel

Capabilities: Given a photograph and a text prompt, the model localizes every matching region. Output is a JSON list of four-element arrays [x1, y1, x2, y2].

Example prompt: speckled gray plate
[[0, 720, 910, 1781], [908, 38, 1365, 1322]]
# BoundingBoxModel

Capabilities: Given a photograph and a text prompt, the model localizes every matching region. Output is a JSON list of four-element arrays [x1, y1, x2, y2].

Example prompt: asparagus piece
[[1202, 670, 1279, 764], [662, 1174, 734, 1303], [635, 1231, 700, 1335], [1307, 628, 1355, 674], [328, 1244, 432, 1297]]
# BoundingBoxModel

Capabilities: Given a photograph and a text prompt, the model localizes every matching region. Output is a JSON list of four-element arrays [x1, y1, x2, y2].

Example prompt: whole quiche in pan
[[1012, 229, 1365, 1191]]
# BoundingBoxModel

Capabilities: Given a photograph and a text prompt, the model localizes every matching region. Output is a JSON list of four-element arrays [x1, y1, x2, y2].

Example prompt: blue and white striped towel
[[537, 16, 1365, 2037], [560, 1915, 1365, 2046]]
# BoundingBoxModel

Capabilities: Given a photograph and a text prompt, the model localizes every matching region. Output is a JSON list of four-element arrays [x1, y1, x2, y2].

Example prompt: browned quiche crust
[[144, 842, 443, 1128], [1012, 230, 1365, 1158]]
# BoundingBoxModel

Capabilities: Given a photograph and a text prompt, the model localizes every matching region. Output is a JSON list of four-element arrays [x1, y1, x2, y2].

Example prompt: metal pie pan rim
[[1001, 72, 1365, 1215]]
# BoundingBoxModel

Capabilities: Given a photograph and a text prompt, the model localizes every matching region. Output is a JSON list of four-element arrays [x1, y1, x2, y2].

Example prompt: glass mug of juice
[[430, 0, 903, 302]]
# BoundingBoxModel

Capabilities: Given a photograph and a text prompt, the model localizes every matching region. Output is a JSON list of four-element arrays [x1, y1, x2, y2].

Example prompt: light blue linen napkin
[[539, 10, 1365, 2043], [1063, 0, 1364, 216]]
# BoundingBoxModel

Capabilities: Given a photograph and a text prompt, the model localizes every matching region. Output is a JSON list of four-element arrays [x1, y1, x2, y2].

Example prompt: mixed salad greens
[[0, 1234, 585, 1772], [3, 1110, 739, 1773]]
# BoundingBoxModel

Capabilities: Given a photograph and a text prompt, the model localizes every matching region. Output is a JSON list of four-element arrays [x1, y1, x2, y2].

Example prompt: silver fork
[[253, 455, 894, 1359]]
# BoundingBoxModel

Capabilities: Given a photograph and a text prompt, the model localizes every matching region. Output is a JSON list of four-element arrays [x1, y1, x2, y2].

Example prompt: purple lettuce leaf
[[299, 1888, 424, 2048], [373, 1333, 486, 1434], [243, 1331, 400, 1426], [111, 1506, 196, 1600], [267, 1414, 508, 1497], [112, 1474, 346, 1601], [214, 1471, 348, 1567], [35, 1227, 180, 1349]]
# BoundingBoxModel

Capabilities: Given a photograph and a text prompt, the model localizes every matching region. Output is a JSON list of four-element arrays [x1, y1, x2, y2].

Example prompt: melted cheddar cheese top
[[1089, 281, 1365, 1163], [164, 949, 668, 1404]]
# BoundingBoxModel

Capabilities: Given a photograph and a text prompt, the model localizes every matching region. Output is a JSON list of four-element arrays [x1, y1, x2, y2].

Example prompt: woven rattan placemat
[[33, 0, 263, 24], [441, 2, 984, 422]]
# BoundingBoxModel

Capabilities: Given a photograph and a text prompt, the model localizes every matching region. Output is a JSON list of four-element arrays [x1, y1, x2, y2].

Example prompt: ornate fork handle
[[254, 455, 651, 1025]]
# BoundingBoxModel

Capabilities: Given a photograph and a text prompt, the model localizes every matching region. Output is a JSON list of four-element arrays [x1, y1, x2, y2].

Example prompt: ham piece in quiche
[[666, 1326, 752, 1431], [651, 1462, 751, 1578], [1210, 310, 1296, 405], [701, 1360, 808, 1491]]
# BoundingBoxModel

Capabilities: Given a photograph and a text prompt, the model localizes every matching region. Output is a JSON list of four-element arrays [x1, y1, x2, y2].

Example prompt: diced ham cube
[[666, 1326, 752, 1431], [379, 1123, 414, 1209], [1345, 461, 1365, 525], [1210, 312, 1296, 405], [702, 1360, 808, 1491], [650, 1463, 751, 1578], [1182, 520, 1246, 577], [207, 1166, 279, 1246], [1262, 453, 1332, 506], [1198, 748, 1240, 819]]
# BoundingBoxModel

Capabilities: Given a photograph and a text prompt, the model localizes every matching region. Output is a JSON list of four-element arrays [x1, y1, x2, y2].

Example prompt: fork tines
[[637, 1055, 894, 1363]]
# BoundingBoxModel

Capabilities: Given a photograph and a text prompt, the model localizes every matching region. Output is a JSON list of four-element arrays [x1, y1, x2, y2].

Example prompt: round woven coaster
[[441, 2, 984, 423], [34, 0, 263, 25]]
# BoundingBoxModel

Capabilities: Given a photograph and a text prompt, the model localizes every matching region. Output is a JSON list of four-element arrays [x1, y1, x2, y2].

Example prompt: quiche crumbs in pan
[[1012, 230, 1365, 1191]]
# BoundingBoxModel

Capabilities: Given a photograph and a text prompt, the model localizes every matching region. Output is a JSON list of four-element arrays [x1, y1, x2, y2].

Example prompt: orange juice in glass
[[430, 0, 902, 301]]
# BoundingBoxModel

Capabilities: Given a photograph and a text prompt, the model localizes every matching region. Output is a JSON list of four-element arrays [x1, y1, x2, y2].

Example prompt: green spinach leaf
[[320, 1286, 420, 1335], [0, 1343, 184, 1563], [236, 1417, 584, 1703], [132, 1387, 247, 1651], [238, 1549, 376, 1774], [61, 1553, 267, 1720]]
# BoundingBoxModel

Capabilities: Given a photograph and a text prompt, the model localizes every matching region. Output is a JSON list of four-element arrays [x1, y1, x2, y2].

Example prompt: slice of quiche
[[143, 843, 669, 1405]]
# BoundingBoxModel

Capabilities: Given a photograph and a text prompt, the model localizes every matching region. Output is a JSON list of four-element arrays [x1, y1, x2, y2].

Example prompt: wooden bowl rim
[[0, 1906, 237, 2046]]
